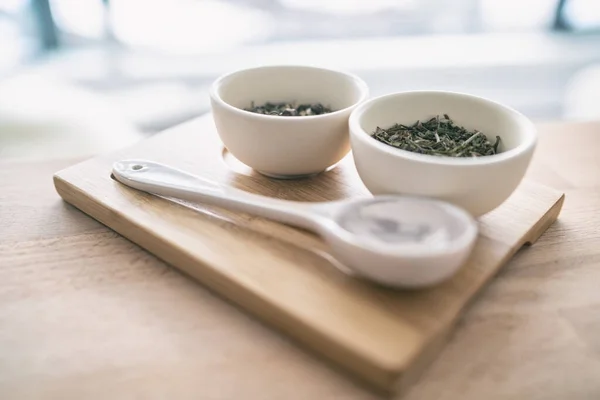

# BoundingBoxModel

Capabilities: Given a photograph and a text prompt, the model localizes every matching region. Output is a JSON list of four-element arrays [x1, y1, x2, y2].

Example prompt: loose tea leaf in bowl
[[244, 101, 333, 116], [371, 114, 501, 158]]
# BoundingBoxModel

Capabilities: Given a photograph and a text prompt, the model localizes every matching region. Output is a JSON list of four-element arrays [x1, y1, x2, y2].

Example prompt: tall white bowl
[[210, 65, 369, 178], [349, 91, 537, 217]]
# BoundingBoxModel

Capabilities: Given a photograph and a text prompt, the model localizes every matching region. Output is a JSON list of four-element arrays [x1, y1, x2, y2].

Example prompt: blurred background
[[1, 0, 599, 160]]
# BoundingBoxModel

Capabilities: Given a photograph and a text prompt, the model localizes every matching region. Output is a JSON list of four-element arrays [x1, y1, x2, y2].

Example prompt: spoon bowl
[[320, 197, 478, 287]]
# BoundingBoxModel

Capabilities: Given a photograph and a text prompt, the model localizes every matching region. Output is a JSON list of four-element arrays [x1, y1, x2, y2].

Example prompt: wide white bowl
[[349, 91, 537, 217], [210, 65, 369, 178]]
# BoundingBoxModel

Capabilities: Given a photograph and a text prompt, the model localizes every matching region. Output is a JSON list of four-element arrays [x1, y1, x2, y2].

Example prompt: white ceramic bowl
[[210, 65, 369, 178], [349, 91, 537, 217]]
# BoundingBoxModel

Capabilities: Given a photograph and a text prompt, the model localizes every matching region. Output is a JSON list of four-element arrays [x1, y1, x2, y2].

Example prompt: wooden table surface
[[1, 119, 600, 400]]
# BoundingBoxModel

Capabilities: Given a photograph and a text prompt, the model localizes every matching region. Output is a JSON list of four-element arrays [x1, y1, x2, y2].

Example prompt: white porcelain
[[113, 160, 478, 288], [210, 65, 369, 178], [349, 91, 538, 217]]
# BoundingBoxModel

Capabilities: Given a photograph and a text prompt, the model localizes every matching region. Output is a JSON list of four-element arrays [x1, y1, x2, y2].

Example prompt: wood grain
[[50, 115, 564, 394], [3, 119, 600, 400]]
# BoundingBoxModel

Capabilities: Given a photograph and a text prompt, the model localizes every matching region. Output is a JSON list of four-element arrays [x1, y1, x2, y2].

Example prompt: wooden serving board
[[53, 115, 564, 395]]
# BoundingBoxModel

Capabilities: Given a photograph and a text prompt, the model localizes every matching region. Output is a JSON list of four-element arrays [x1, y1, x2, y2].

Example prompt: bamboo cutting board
[[53, 115, 564, 395]]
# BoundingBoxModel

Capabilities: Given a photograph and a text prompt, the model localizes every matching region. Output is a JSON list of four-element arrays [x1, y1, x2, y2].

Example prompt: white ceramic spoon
[[112, 160, 478, 288]]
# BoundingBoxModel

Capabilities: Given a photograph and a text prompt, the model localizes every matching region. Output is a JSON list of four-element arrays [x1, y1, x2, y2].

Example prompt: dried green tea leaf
[[371, 115, 502, 157], [244, 101, 333, 116]]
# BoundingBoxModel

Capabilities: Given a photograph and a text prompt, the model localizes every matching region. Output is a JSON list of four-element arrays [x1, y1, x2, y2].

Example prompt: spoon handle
[[112, 160, 324, 231]]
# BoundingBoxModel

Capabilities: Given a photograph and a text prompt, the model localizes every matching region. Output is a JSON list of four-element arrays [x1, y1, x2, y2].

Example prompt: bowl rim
[[209, 64, 370, 121], [349, 90, 538, 166]]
